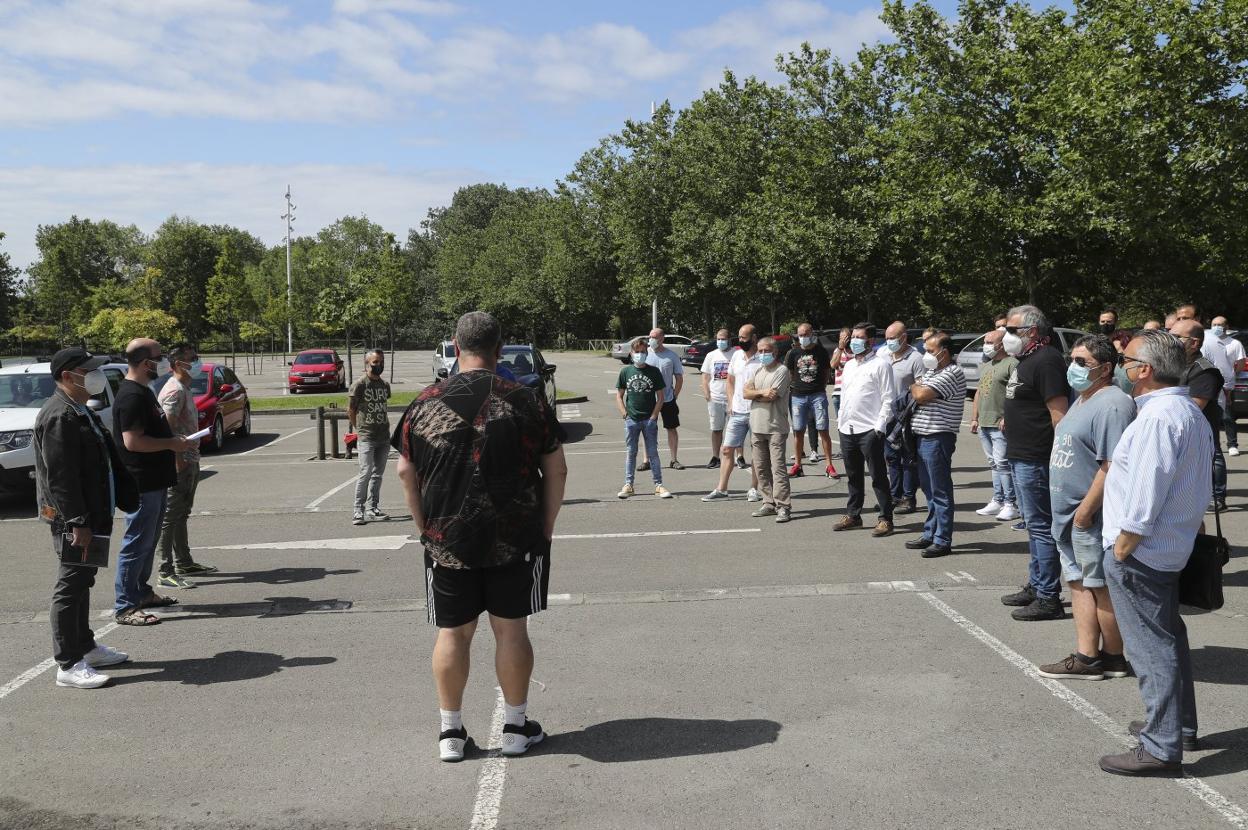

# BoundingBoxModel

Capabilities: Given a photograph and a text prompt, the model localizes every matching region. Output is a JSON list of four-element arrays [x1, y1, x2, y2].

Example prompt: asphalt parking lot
[[1, 351, 1246, 830]]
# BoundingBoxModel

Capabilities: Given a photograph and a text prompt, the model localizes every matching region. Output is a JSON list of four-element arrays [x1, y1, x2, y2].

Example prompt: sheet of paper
[[186, 427, 212, 441]]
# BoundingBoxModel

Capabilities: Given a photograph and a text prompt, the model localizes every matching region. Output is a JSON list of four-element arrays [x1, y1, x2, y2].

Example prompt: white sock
[[440, 709, 462, 732], [504, 701, 527, 727]]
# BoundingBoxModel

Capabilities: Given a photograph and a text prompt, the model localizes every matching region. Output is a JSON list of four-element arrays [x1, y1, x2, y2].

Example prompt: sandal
[[139, 593, 179, 608], [116, 609, 161, 626]]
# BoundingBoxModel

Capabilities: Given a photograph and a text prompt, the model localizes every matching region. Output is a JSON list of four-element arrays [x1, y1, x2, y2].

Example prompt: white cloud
[[0, 163, 504, 268], [333, 0, 460, 16]]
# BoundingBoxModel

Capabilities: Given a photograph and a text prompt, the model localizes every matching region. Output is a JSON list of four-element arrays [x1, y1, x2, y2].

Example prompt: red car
[[152, 362, 251, 452], [288, 349, 346, 393]]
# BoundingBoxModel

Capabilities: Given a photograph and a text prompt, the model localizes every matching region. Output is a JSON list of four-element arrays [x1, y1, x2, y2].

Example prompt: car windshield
[[0, 372, 55, 408], [151, 369, 210, 397], [501, 349, 536, 375], [295, 353, 332, 365], [442, 344, 456, 357]]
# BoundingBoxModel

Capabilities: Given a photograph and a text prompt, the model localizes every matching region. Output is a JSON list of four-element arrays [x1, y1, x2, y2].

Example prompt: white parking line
[[305, 474, 359, 510], [468, 689, 509, 830], [919, 592, 1248, 829], [240, 427, 312, 455], [553, 529, 760, 540], [0, 622, 118, 701]]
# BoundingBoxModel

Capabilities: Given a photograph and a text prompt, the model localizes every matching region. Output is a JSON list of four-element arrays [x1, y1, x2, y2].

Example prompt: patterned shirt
[[912, 363, 966, 435], [392, 369, 561, 569], [158, 376, 200, 464]]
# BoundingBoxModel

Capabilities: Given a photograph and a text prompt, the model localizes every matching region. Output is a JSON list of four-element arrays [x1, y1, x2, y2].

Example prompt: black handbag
[[1180, 505, 1230, 610]]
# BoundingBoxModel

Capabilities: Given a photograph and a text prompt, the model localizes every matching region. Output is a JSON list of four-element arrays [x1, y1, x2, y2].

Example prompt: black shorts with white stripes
[[424, 543, 551, 629]]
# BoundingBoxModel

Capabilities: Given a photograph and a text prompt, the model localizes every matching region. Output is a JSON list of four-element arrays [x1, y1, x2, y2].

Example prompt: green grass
[[252, 387, 583, 411], [556, 389, 583, 400]]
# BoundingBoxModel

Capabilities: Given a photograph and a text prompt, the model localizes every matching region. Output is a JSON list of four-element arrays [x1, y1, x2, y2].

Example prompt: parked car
[[685, 333, 795, 371], [287, 349, 346, 393], [0, 360, 127, 491], [152, 362, 251, 452], [610, 334, 694, 363], [440, 344, 558, 408], [432, 340, 457, 381], [955, 327, 1090, 395]]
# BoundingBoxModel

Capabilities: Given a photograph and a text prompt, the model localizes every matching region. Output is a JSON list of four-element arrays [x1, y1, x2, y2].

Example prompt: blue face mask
[[648, 337, 660, 350], [850, 338, 867, 355], [716, 339, 730, 351], [631, 352, 647, 366], [1067, 363, 1093, 392], [885, 339, 901, 353], [758, 353, 775, 366], [799, 336, 815, 348]]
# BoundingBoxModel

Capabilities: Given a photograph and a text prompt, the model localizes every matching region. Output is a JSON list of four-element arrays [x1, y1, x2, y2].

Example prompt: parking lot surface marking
[[305, 473, 359, 510], [919, 591, 1248, 829], [240, 427, 312, 455], [468, 689, 509, 830]]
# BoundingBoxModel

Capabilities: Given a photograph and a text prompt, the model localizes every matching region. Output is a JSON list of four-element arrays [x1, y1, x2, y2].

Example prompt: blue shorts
[[790, 393, 829, 432], [1056, 523, 1106, 588], [723, 412, 751, 449]]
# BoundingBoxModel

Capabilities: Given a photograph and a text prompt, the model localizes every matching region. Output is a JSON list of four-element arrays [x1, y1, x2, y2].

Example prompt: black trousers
[[51, 548, 98, 669], [840, 429, 893, 521]]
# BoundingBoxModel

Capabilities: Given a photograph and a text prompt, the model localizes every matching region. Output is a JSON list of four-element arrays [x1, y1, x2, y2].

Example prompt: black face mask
[[1100, 322, 1115, 335], [739, 338, 755, 349], [369, 364, 384, 376]]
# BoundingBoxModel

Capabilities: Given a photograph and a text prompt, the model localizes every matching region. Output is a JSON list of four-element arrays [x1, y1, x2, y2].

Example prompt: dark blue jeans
[[885, 440, 918, 502], [115, 488, 167, 613], [1009, 459, 1060, 600], [916, 433, 956, 546]]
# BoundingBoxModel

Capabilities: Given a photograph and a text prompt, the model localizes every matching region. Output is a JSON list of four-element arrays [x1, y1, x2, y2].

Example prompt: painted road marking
[[554, 528, 760, 540], [945, 571, 977, 583], [469, 689, 510, 830], [305, 474, 359, 510], [919, 591, 1248, 829], [199, 535, 412, 551], [240, 426, 312, 456], [0, 622, 118, 701], [565, 445, 710, 457]]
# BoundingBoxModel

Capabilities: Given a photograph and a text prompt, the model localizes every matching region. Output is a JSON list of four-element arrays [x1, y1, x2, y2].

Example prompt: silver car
[[610, 334, 693, 363], [432, 340, 456, 380], [956, 327, 1090, 395]]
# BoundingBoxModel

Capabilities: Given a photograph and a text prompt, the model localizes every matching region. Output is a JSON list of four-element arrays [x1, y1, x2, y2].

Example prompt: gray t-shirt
[[1048, 385, 1135, 542], [646, 347, 684, 403]]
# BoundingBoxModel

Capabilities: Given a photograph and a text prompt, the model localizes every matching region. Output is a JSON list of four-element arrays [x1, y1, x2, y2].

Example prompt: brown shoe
[[833, 515, 862, 532], [871, 520, 894, 537], [1099, 744, 1182, 777]]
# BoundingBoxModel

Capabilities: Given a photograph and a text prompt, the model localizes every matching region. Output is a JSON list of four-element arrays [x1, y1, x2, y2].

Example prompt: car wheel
[[290, 387, 299, 394], [239, 406, 251, 437], [211, 415, 225, 453]]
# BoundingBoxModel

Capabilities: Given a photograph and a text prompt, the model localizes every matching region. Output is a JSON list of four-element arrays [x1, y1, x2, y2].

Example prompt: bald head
[[1142, 320, 1162, 331], [884, 321, 906, 342], [1169, 319, 1204, 363]]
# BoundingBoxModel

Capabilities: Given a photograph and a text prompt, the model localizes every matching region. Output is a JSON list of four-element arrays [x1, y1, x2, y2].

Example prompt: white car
[[955, 327, 1090, 395], [609, 334, 693, 363], [432, 340, 457, 380], [0, 361, 127, 492]]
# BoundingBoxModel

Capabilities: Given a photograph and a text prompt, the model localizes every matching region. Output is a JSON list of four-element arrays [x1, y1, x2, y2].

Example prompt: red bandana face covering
[[1021, 334, 1051, 357]]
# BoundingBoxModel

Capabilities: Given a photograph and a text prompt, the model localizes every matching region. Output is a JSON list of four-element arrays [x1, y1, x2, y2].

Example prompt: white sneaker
[[701, 490, 729, 502], [439, 727, 469, 762], [84, 644, 129, 668], [55, 660, 109, 689], [976, 500, 1004, 516], [996, 503, 1019, 521], [1230, 447, 1241, 457], [746, 488, 762, 502], [807, 451, 820, 463], [655, 485, 673, 499], [617, 483, 634, 499]]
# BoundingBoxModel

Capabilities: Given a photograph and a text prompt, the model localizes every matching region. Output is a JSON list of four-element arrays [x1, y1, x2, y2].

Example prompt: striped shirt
[[912, 364, 966, 435], [1101, 386, 1214, 572]]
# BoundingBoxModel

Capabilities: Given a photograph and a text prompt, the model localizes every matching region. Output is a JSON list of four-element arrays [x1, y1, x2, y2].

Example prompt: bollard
[[316, 407, 326, 460], [330, 417, 340, 458]]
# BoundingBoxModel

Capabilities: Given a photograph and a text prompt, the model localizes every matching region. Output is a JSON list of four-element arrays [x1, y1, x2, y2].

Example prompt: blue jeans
[[1104, 552, 1197, 762], [976, 426, 1014, 506], [790, 393, 829, 432], [885, 441, 918, 502], [115, 489, 168, 613], [624, 417, 662, 486], [916, 433, 956, 546], [1010, 459, 1060, 600]]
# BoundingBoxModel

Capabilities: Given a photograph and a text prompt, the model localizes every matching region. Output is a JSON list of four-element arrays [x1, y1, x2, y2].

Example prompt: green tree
[[206, 235, 255, 361]]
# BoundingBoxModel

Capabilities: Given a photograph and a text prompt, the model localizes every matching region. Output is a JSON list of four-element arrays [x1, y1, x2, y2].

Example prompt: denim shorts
[[790, 393, 829, 432], [723, 412, 751, 449], [1056, 523, 1107, 588], [707, 400, 728, 432]]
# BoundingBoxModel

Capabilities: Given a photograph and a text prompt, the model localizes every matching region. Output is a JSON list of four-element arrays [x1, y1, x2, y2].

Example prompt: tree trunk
[[346, 328, 353, 385], [388, 321, 396, 383]]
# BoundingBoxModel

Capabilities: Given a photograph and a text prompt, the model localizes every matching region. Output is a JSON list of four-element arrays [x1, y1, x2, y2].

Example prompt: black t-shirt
[[1184, 359, 1223, 436], [1003, 346, 1070, 461], [113, 378, 177, 492], [784, 343, 831, 396]]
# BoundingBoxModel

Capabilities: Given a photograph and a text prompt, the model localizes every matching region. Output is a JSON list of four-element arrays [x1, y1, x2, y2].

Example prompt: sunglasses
[[1002, 325, 1034, 336], [1069, 357, 1102, 369], [1120, 356, 1151, 371]]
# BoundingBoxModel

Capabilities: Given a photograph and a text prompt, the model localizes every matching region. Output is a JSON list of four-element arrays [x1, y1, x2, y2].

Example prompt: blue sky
[[0, 0, 966, 268]]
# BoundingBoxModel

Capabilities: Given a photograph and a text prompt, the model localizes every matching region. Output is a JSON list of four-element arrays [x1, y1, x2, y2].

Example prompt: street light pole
[[282, 186, 296, 355], [651, 101, 659, 331]]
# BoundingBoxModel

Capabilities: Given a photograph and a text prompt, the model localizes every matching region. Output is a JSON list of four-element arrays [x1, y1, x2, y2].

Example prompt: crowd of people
[[28, 302, 1242, 776]]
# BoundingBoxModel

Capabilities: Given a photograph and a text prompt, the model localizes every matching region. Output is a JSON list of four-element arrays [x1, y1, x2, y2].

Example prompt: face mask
[[739, 337, 755, 350], [758, 353, 775, 366], [1002, 331, 1024, 357], [1212, 325, 1226, 338], [648, 338, 660, 350], [849, 338, 867, 355], [885, 339, 902, 354], [631, 352, 647, 366], [716, 339, 730, 351], [182, 360, 203, 375], [1067, 363, 1093, 392], [921, 351, 940, 371], [369, 363, 384, 376], [149, 357, 170, 378], [1099, 322, 1116, 335], [982, 343, 997, 359], [799, 336, 815, 348], [74, 369, 108, 396]]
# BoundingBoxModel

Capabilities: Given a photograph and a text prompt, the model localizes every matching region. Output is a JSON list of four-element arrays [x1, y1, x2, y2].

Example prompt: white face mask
[[648, 338, 660, 350], [631, 352, 647, 366], [799, 336, 815, 348], [922, 351, 941, 371], [1002, 331, 1024, 357], [75, 369, 108, 396], [982, 343, 997, 358]]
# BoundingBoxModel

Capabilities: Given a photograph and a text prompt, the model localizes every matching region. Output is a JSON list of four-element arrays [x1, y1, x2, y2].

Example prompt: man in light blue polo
[[1098, 330, 1213, 777], [640, 327, 685, 471]]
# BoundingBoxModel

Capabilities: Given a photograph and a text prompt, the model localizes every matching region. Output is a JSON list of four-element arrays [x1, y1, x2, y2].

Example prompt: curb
[[557, 396, 589, 405]]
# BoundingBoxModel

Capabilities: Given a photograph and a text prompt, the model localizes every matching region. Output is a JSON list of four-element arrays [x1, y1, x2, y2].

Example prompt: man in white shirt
[[834, 323, 896, 537], [700, 328, 741, 469], [703, 324, 761, 502], [1209, 315, 1245, 456]]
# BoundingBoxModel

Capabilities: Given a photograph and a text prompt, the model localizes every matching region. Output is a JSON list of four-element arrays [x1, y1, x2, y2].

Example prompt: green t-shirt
[[617, 364, 665, 420], [977, 356, 1018, 427]]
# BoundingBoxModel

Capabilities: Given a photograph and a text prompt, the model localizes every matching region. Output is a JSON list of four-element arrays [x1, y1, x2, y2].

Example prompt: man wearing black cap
[[112, 338, 194, 625], [35, 348, 140, 688]]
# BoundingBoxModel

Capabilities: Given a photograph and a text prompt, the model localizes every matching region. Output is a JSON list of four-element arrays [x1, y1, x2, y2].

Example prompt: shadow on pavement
[[561, 422, 595, 444], [529, 717, 781, 762], [1183, 725, 1248, 777], [1191, 646, 1248, 686], [196, 567, 361, 586], [0, 489, 35, 520], [109, 651, 336, 686]]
